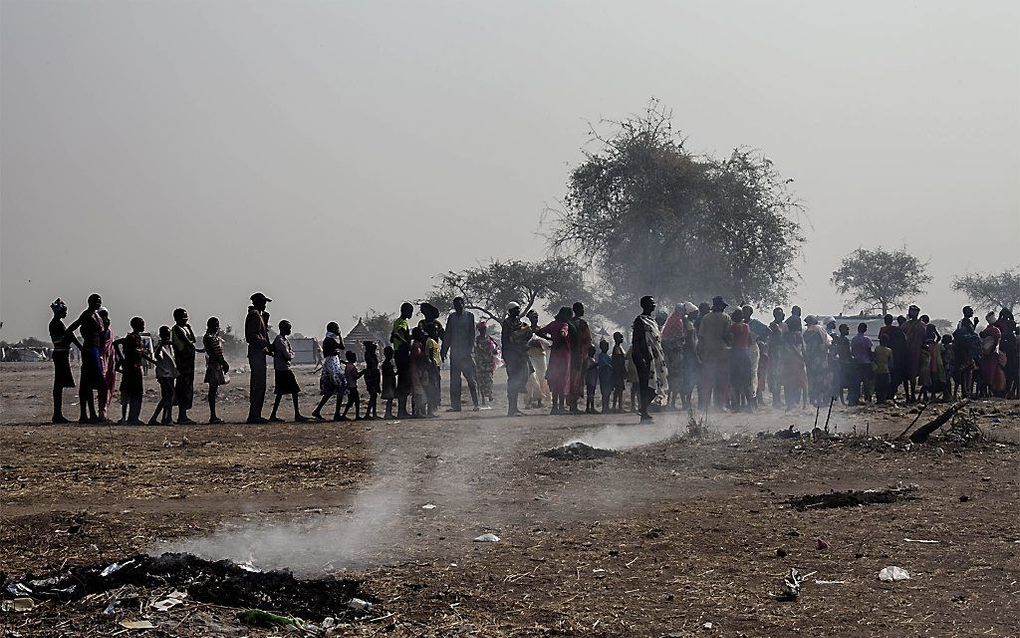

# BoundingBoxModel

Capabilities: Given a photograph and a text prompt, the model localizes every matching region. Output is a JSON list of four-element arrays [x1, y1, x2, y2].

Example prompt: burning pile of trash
[[539, 441, 618, 461], [1, 552, 375, 623]]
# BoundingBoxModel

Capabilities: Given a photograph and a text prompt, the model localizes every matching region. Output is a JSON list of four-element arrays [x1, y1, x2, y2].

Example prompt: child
[[381, 345, 397, 419], [270, 320, 308, 422], [584, 344, 598, 414], [611, 332, 627, 413], [410, 327, 428, 417], [424, 324, 442, 417], [941, 334, 956, 402], [114, 317, 156, 424], [873, 334, 893, 404], [597, 339, 614, 414], [363, 341, 381, 419], [148, 326, 178, 425], [203, 317, 230, 424], [340, 350, 364, 420], [918, 337, 933, 403], [312, 322, 346, 421]]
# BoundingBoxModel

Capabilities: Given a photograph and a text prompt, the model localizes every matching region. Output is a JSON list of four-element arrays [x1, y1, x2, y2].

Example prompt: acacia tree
[[423, 257, 593, 322], [354, 308, 395, 337], [547, 99, 804, 317], [830, 247, 931, 316], [952, 268, 1020, 312]]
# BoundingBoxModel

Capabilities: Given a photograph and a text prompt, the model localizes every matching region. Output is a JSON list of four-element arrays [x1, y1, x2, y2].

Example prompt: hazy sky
[[2, 1, 1018, 340]]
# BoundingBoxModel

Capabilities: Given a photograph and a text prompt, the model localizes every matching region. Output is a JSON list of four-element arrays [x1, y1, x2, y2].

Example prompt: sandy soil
[[2, 361, 1019, 637]]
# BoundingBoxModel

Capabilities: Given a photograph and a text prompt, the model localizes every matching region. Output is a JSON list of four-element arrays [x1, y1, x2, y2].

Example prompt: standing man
[[501, 302, 534, 417], [66, 293, 105, 423], [632, 295, 666, 423], [902, 304, 925, 403], [245, 292, 272, 424], [441, 297, 480, 411], [697, 296, 733, 411], [391, 302, 415, 418], [568, 302, 592, 413]]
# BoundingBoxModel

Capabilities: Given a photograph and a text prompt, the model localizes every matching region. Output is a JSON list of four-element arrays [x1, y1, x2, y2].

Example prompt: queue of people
[[45, 291, 1020, 426]]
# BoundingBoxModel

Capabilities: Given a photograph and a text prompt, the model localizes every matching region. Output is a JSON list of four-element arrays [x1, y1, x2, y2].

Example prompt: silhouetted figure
[[501, 302, 535, 417], [66, 293, 105, 423], [114, 316, 155, 424], [171, 308, 199, 424], [48, 298, 79, 423], [148, 326, 178, 424], [632, 295, 664, 423], [442, 297, 480, 411], [312, 322, 346, 421], [363, 341, 381, 419], [270, 320, 307, 422], [568, 302, 592, 413], [339, 350, 364, 421], [203, 317, 230, 424], [245, 292, 272, 423], [391, 302, 414, 418], [381, 346, 397, 418]]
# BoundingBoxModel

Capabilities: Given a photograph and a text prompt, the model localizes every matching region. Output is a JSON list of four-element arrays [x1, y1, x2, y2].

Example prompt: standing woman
[[203, 317, 230, 424], [538, 307, 574, 415], [171, 308, 199, 424], [980, 312, 1006, 397], [474, 322, 498, 408], [48, 299, 79, 423], [97, 308, 117, 420], [312, 322, 346, 421]]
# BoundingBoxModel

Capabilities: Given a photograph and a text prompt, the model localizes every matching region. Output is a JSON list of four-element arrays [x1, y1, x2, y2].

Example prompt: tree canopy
[[354, 308, 396, 338], [830, 246, 931, 316], [547, 100, 804, 318], [423, 257, 593, 323], [952, 268, 1020, 312]]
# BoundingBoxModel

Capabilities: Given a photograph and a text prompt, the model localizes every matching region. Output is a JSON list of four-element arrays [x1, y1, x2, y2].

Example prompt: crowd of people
[[43, 291, 1020, 425]]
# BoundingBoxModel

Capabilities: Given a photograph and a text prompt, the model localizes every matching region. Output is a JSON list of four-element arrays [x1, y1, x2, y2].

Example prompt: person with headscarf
[[48, 298, 79, 423], [474, 321, 498, 408], [538, 306, 574, 414], [632, 295, 667, 423], [501, 302, 535, 417]]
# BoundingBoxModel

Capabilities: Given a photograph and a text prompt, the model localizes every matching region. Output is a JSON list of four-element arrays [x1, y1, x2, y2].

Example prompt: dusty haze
[[2, 1, 1018, 340]]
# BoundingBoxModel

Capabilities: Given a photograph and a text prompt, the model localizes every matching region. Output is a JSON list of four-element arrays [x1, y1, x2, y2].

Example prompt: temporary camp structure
[[344, 319, 386, 359]]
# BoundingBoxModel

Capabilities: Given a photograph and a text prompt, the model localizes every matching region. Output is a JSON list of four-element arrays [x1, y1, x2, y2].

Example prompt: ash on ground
[[539, 441, 618, 461]]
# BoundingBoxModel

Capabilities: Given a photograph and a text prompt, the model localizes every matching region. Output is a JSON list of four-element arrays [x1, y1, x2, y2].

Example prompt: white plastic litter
[[878, 566, 911, 582], [150, 591, 187, 612], [473, 533, 500, 542], [422, 504, 436, 510], [347, 598, 373, 612]]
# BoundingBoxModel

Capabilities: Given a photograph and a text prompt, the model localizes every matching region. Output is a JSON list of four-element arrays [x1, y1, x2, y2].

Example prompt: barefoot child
[[363, 341, 381, 419], [148, 326, 178, 424], [597, 339, 614, 414], [114, 317, 156, 424], [312, 322, 346, 421], [381, 345, 397, 418], [585, 344, 598, 414], [339, 350, 364, 420], [611, 332, 626, 413], [270, 320, 308, 422], [203, 317, 230, 424]]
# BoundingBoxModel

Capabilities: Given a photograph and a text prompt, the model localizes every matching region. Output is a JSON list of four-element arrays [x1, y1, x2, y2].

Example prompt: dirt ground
[[2, 361, 1019, 637]]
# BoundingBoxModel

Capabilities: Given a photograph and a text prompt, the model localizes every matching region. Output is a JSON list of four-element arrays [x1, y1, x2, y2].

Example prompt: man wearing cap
[[501, 302, 534, 417], [245, 292, 272, 423], [697, 296, 733, 410]]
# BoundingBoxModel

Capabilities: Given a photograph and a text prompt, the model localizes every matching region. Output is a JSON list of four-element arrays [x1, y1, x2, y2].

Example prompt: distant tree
[[355, 308, 396, 338], [830, 247, 931, 316], [547, 99, 804, 315], [951, 268, 1020, 312], [424, 257, 593, 322]]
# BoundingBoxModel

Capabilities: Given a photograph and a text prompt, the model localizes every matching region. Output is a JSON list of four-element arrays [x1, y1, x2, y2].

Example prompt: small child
[[148, 326, 178, 425], [340, 350, 364, 420], [941, 334, 956, 401], [410, 327, 428, 417], [363, 342, 381, 420], [114, 317, 155, 424], [873, 334, 893, 404], [381, 346, 397, 419], [584, 344, 598, 414], [424, 324, 442, 417], [270, 320, 308, 422], [597, 339, 614, 414], [203, 317, 230, 424], [918, 337, 933, 403], [611, 332, 627, 413]]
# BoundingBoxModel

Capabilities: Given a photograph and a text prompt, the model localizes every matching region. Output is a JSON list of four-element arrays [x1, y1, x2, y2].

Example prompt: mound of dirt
[[787, 485, 918, 511], [540, 441, 617, 461], [1, 552, 372, 622]]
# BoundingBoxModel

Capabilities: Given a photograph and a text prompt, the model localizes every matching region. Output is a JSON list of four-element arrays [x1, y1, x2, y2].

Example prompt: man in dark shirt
[[245, 292, 272, 423], [632, 295, 662, 423], [501, 302, 534, 417], [66, 293, 105, 422], [441, 297, 480, 411]]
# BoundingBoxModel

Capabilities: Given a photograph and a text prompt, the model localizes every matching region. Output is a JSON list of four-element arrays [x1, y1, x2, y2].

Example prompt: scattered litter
[[788, 485, 918, 511], [814, 579, 846, 585], [777, 568, 803, 601], [150, 590, 187, 612], [1, 598, 35, 612], [904, 538, 939, 544], [346, 598, 373, 612], [473, 533, 500, 542], [702, 621, 714, 630], [539, 441, 617, 461], [421, 504, 436, 510], [119, 620, 156, 630], [878, 566, 911, 582], [237, 560, 261, 573]]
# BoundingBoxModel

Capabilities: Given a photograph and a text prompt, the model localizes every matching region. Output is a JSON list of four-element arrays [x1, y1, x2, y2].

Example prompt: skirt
[[53, 351, 75, 388], [275, 369, 301, 395], [381, 374, 397, 400], [204, 362, 228, 386], [80, 346, 106, 391]]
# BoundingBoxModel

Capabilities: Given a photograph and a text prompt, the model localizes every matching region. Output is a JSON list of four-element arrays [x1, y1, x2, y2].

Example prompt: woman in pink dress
[[538, 306, 574, 415], [97, 308, 117, 421]]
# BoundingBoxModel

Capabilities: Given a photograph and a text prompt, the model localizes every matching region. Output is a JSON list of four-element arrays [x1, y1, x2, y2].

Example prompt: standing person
[[381, 346, 397, 418], [409, 326, 429, 417], [980, 312, 1006, 396], [114, 317, 155, 424], [538, 307, 573, 414], [66, 293, 105, 423], [953, 318, 980, 399], [148, 326, 178, 425], [245, 292, 273, 424], [803, 315, 830, 407], [741, 305, 764, 407], [782, 315, 808, 411], [901, 305, 926, 403], [311, 323, 346, 421], [424, 323, 443, 417], [203, 317, 230, 424], [873, 334, 894, 403], [171, 308, 199, 424], [97, 308, 117, 420], [501, 302, 534, 417], [995, 309, 1018, 399], [879, 314, 909, 401], [728, 308, 753, 412], [610, 331, 627, 413], [662, 303, 687, 410], [767, 308, 787, 408], [363, 341, 381, 419], [269, 320, 308, 423], [441, 297, 480, 412], [568, 302, 592, 413], [526, 333, 551, 409], [339, 350, 365, 420], [584, 344, 599, 414], [597, 339, 614, 414], [391, 303, 415, 418], [474, 322, 498, 408], [848, 322, 874, 405], [697, 296, 732, 411], [632, 295, 666, 423], [48, 299, 79, 423], [830, 324, 852, 404]]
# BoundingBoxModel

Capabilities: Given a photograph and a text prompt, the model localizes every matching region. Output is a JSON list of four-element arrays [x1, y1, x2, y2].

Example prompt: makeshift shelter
[[344, 320, 386, 359]]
